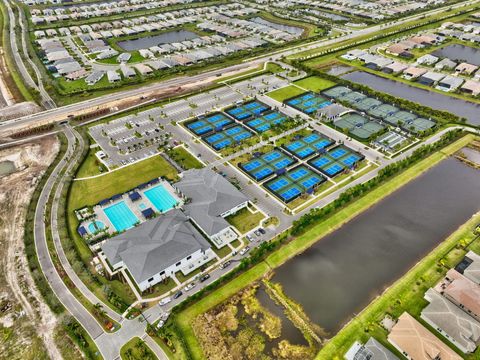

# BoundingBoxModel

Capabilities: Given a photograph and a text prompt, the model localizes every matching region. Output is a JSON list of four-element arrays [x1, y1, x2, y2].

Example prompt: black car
[[173, 291, 183, 299], [258, 228, 266, 235], [200, 274, 210, 282]]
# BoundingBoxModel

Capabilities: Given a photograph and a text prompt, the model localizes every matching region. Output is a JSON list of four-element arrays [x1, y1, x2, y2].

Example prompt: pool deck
[[81, 179, 182, 238]]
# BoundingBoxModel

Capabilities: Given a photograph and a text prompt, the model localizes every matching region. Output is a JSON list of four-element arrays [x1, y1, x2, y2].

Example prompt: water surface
[[341, 71, 480, 125], [118, 30, 199, 51], [273, 158, 480, 335], [431, 44, 480, 66], [251, 17, 303, 36]]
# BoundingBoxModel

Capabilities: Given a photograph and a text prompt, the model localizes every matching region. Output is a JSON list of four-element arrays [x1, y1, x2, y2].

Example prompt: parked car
[[173, 291, 183, 299], [239, 246, 250, 256], [156, 320, 165, 329], [246, 234, 253, 242], [199, 274, 210, 282], [258, 228, 266, 235], [184, 282, 195, 292], [254, 230, 261, 237], [220, 261, 231, 269], [159, 297, 171, 306]]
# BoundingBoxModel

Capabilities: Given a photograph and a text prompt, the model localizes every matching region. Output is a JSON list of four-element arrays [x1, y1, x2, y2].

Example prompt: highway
[[0, 0, 477, 137]]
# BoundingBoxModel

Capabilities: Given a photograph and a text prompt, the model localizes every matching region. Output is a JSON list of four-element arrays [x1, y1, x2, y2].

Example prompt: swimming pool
[[144, 185, 178, 213], [88, 220, 105, 234], [103, 201, 139, 232]]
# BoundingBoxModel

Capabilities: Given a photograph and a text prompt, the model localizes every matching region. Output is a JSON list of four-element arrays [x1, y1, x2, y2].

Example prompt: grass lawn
[[70, 154, 178, 210], [120, 337, 157, 360], [75, 147, 108, 178], [167, 146, 204, 170], [226, 206, 265, 234], [172, 134, 475, 360], [293, 76, 336, 92], [267, 85, 306, 102], [212, 245, 232, 259], [143, 278, 177, 299]]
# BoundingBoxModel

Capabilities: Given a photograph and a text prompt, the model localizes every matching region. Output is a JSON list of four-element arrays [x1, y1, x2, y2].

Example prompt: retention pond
[[341, 71, 480, 125], [117, 30, 199, 51], [272, 156, 480, 335]]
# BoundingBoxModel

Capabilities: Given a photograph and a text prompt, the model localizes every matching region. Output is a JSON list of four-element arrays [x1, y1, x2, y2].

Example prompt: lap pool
[[144, 185, 178, 213], [103, 201, 139, 232]]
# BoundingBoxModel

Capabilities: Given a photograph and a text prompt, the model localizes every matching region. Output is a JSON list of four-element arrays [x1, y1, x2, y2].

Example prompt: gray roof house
[[345, 337, 399, 360], [459, 251, 480, 285], [421, 288, 480, 353], [174, 168, 248, 248], [437, 75, 464, 91], [102, 209, 211, 291]]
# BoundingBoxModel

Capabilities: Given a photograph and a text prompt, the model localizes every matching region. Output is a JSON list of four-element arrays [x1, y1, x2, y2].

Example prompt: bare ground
[[0, 136, 61, 360]]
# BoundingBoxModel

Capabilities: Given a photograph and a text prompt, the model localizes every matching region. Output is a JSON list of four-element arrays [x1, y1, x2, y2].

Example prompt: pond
[[0, 160, 16, 177], [273, 157, 480, 335], [431, 44, 480, 66], [462, 147, 480, 165], [341, 71, 480, 125], [117, 30, 200, 51], [251, 17, 304, 36], [256, 286, 308, 349]]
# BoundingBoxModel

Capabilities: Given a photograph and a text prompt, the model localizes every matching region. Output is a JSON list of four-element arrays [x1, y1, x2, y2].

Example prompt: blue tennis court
[[240, 149, 296, 182], [285, 92, 332, 115], [202, 124, 253, 151], [245, 111, 289, 133], [308, 145, 364, 177], [264, 165, 325, 203], [186, 112, 234, 136], [103, 201, 139, 232], [226, 100, 270, 120], [282, 131, 335, 159], [329, 147, 348, 159]]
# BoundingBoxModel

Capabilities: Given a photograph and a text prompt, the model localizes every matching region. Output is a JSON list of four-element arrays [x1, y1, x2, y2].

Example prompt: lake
[[431, 44, 480, 66], [251, 17, 304, 36], [273, 157, 480, 335], [341, 71, 480, 125], [117, 30, 199, 51]]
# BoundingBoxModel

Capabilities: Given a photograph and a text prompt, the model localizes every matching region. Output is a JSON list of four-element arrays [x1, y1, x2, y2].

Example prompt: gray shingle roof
[[421, 288, 480, 353], [176, 168, 248, 236], [102, 209, 210, 285]]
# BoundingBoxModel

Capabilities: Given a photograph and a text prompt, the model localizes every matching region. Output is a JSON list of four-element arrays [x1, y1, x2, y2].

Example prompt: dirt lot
[[0, 136, 61, 360]]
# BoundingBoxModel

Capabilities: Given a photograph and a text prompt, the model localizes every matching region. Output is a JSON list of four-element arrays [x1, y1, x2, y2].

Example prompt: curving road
[[35, 124, 168, 359], [2, 0, 55, 108]]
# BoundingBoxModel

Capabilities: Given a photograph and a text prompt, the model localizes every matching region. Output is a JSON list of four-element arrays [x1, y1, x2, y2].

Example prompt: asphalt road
[[0, 0, 476, 136]]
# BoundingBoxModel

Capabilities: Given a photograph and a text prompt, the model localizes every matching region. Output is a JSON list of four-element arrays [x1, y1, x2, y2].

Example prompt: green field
[[172, 134, 475, 359], [75, 147, 108, 178], [226, 206, 265, 234], [167, 147, 204, 170], [70, 154, 178, 209], [293, 76, 336, 92], [120, 337, 157, 360], [267, 85, 306, 102]]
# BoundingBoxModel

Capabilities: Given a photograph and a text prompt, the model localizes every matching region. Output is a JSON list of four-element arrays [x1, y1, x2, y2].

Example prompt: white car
[[159, 297, 171, 306], [184, 282, 196, 292], [239, 246, 250, 256]]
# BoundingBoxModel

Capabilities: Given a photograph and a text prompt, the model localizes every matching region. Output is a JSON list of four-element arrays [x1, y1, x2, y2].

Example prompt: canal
[[341, 71, 480, 125], [117, 30, 199, 51], [272, 156, 480, 335]]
